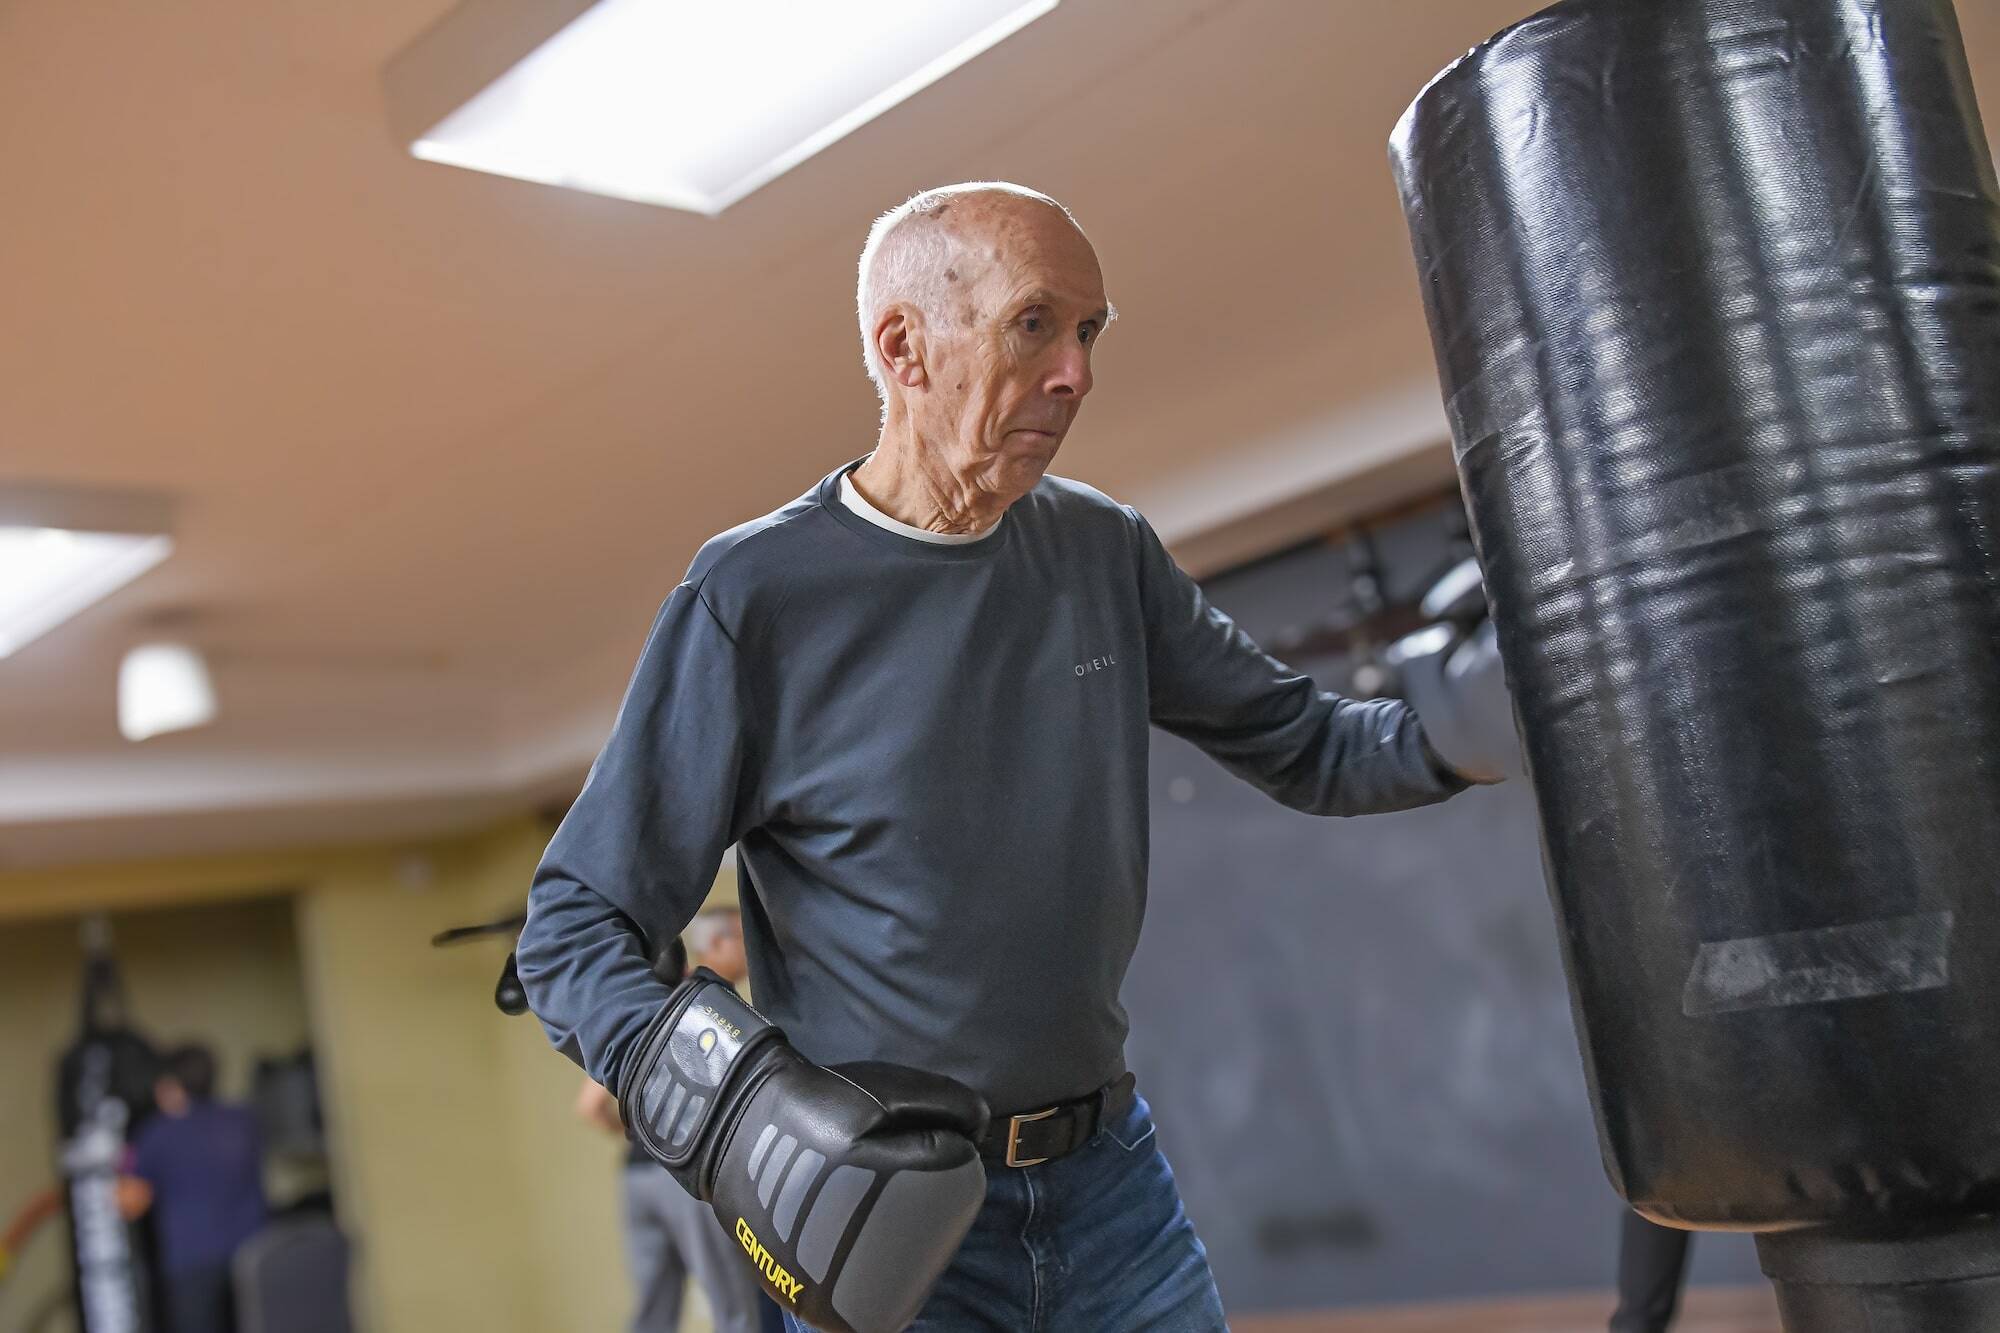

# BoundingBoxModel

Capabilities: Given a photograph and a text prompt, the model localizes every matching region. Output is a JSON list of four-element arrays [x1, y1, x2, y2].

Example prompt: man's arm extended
[[1130, 506, 1471, 815]]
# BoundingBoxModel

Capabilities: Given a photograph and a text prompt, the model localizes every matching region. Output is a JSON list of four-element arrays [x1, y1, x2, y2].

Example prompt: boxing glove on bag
[[1392, 0, 2000, 1325], [1387, 614, 1518, 784], [617, 971, 987, 1333]]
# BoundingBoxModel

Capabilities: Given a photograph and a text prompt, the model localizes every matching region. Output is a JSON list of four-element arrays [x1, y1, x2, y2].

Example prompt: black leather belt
[[977, 1072, 1137, 1168]]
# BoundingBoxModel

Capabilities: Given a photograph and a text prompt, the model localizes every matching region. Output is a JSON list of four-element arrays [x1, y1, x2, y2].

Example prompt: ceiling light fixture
[[0, 525, 173, 660], [390, 0, 1060, 214], [118, 642, 218, 742]]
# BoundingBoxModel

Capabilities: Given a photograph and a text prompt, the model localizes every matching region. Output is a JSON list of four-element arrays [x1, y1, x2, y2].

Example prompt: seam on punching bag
[[1682, 910, 1954, 1017]]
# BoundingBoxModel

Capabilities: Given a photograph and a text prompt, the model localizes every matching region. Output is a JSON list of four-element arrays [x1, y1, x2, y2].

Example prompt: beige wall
[[0, 896, 311, 1333]]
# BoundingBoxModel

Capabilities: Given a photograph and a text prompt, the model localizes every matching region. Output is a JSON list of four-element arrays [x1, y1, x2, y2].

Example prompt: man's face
[[700, 913, 748, 985], [915, 204, 1109, 499]]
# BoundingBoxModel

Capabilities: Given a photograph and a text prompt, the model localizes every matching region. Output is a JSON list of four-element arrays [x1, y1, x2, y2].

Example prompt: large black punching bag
[[1390, 0, 2000, 1324]]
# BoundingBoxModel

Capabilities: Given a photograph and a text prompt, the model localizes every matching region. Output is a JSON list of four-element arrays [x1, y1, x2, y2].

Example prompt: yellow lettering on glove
[[736, 1217, 805, 1303]]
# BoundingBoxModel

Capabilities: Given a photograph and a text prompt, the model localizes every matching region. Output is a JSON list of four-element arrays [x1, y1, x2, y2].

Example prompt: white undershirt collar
[[838, 464, 1000, 545]]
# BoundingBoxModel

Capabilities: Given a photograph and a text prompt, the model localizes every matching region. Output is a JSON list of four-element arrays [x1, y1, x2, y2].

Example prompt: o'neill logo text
[[1074, 653, 1118, 676], [736, 1217, 804, 1303]]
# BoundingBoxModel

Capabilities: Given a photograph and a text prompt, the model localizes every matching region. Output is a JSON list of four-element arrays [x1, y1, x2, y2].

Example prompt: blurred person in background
[[682, 906, 748, 992], [577, 910, 771, 1333], [120, 1043, 267, 1333]]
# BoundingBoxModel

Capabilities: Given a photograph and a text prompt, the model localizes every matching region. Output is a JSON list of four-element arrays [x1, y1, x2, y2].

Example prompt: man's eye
[[1079, 324, 1097, 345], [1020, 313, 1045, 334]]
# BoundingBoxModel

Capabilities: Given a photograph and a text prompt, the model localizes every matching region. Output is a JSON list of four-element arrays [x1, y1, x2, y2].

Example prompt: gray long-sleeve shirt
[[517, 462, 1464, 1113]]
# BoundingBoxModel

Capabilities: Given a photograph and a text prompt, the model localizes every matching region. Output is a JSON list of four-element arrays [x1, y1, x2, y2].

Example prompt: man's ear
[[876, 307, 928, 391]]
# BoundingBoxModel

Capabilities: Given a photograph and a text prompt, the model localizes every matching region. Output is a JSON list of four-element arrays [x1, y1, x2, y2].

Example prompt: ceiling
[[4, 0, 1998, 870]]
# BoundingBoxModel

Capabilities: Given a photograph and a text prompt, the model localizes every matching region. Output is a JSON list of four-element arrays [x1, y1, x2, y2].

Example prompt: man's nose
[[1045, 342, 1093, 400]]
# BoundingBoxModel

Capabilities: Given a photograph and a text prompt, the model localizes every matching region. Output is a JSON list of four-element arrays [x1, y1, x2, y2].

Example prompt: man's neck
[[855, 424, 1015, 536]]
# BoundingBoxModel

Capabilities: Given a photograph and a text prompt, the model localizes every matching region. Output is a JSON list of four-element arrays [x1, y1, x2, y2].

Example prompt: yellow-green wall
[[0, 818, 737, 1333], [296, 821, 629, 1333]]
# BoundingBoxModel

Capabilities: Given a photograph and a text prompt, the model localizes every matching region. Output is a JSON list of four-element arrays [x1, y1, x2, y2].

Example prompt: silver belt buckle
[[1004, 1105, 1060, 1168]]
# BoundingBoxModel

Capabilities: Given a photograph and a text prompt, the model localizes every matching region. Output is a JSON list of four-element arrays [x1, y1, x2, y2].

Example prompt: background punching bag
[[1391, 0, 2000, 1323], [57, 921, 160, 1333]]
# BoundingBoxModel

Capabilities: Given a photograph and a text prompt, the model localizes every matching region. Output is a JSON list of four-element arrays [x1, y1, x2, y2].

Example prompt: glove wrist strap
[[625, 970, 778, 1173]]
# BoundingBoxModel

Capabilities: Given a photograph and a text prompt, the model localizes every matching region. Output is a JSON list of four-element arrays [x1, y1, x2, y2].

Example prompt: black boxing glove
[[616, 971, 988, 1333]]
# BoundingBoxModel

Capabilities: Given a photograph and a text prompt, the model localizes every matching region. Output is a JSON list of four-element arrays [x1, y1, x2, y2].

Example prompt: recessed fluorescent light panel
[[411, 0, 1060, 214], [0, 527, 172, 660]]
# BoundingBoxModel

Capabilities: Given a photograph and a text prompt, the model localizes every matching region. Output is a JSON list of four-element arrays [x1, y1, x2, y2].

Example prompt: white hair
[[683, 906, 739, 961], [855, 182, 1080, 407]]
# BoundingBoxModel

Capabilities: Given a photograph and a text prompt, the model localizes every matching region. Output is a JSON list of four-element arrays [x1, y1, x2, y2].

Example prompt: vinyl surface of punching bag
[[1392, 0, 2000, 1230]]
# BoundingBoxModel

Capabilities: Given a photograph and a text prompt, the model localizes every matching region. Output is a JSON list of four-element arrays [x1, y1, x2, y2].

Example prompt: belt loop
[[1102, 1071, 1135, 1123]]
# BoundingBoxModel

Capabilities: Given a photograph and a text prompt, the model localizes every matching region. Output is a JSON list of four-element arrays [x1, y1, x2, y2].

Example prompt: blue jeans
[[786, 1094, 1226, 1332]]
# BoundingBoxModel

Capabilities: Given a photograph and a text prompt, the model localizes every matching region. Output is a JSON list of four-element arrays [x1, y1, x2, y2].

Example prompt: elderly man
[[518, 182, 1505, 1332]]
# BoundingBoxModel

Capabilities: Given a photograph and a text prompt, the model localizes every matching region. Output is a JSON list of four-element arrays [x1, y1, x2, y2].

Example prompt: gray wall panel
[[1123, 531, 1762, 1313]]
